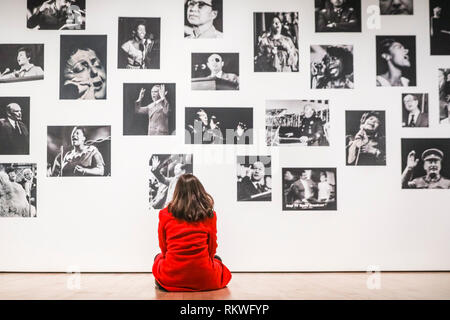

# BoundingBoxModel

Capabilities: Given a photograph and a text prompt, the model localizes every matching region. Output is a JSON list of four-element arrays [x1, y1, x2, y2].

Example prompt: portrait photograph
[[149, 154, 193, 210], [282, 168, 337, 211], [376, 36, 416, 87], [0, 163, 37, 218], [118, 17, 160, 69], [345, 110, 386, 166], [184, 0, 223, 39], [380, 0, 413, 15], [253, 12, 299, 72], [185, 107, 253, 145], [191, 53, 239, 90], [237, 155, 271, 202], [265, 100, 330, 146], [310, 45, 354, 89], [401, 138, 450, 189], [430, 0, 450, 55], [27, 0, 86, 30], [123, 83, 176, 136], [439, 68, 450, 124], [47, 126, 111, 177], [0, 97, 30, 155], [0, 44, 44, 83], [60, 35, 107, 100], [401, 93, 428, 128], [315, 0, 361, 32]]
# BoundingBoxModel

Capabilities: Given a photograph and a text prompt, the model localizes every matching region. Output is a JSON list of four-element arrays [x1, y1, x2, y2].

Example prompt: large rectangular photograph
[[0, 97, 30, 155], [118, 17, 160, 69], [149, 154, 193, 210], [47, 126, 111, 177], [265, 100, 330, 146], [184, 0, 223, 38], [439, 68, 450, 124], [123, 83, 176, 135], [60, 35, 107, 100], [345, 111, 386, 166], [401, 138, 450, 189], [430, 1, 450, 55], [0, 163, 37, 218], [0, 44, 44, 83], [253, 12, 299, 72], [191, 53, 239, 90], [237, 156, 271, 201], [315, 0, 361, 32], [282, 168, 337, 211], [27, 0, 86, 30], [185, 107, 253, 144]]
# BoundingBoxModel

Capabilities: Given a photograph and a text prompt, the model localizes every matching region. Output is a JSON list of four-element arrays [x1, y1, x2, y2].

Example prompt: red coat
[[152, 207, 232, 291]]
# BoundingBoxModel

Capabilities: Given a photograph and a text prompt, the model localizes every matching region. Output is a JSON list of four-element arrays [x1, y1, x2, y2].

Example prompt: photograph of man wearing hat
[[402, 148, 450, 189]]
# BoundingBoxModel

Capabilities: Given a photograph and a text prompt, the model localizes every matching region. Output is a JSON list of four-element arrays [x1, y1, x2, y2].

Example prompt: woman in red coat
[[152, 173, 232, 291]]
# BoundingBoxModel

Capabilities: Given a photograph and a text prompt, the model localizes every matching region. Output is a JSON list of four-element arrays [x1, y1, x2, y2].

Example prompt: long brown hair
[[168, 173, 214, 222]]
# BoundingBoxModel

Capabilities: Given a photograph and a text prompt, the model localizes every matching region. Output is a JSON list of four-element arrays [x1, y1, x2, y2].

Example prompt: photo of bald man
[[191, 52, 239, 90], [0, 97, 30, 155]]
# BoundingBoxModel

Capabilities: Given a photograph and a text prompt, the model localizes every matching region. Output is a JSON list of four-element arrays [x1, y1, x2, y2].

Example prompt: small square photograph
[[184, 0, 223, 38], [345, 111, 386, 166], [315, 0, 361, 32], [430, 1, 450, 55], [47, 126, 111, 177], [380, 0, 413, 15], [123, 83, 176, 136], [0, 44, 44, 83], [282, 168, 337, 211], [27, 0, 86, 30], [0, 97, 30, 155], [0, 163, 37, 218], [253, 12, 299, 72], [185, 107, 253, 144], [237, 156, 271, 201], [310, 45, 354, 89], [191, 53, 239, 90], [401, 138, 450, 189], [402, 93, 428, 127], [265, 100, 330, 146], [149, 154, 193, 209], [118, 17, 160, 69], [439, 68, 450, 124], [60, 35, 107, 100], [376, 36, 416, 87]]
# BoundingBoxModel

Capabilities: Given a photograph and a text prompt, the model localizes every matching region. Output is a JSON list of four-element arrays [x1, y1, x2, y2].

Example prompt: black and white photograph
[[0, 163, 37, 218], [185, 107, 253, 144], [149, 154, 193, 210], [0, 44, 44, 83], [439, 68, 450, 124], [123, 83, 176, 136], [47, 126, 111, 177], [401, 138, 450, 189], [430, 1, 450, 55], [402, 93, 428, 127], [27, 0, 86, 30], [311, 45, 353, 89], [237, 156, 271, 202], [191, 53, 239, 90], [265, 100, 330, 146], [0, 97, 30, 155], [184, 0, 223, 39], [376, 36, 416, 87], [118, 17, 160, 69], [345, 111, 386, 166], [60, 35, 107, 100], [282, 168, 337, 211], [379, 0, 413, 15], [315, 0, 361, 32], [253, 12, 299, 72]]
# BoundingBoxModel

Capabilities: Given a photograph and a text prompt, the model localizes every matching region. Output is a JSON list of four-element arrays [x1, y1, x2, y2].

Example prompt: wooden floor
[[0, 272, 449, 300]]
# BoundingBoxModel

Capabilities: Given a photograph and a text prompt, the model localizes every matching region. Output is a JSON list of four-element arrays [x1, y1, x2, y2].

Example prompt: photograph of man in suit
[[287, 170, 318, 204], [0, 103, 29, 155], [237, 160, 271, 201], [402, 94, 428, 127]]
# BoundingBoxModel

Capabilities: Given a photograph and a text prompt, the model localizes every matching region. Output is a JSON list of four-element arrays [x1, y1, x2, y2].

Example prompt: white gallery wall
[[0, 0, 449, 272]]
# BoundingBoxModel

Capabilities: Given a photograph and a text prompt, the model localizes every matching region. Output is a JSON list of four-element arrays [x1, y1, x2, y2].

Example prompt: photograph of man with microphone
[[0, 44, 44, 83]]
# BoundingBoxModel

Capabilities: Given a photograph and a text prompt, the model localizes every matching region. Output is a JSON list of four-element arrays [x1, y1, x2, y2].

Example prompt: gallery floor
[[0, 272, 449, 299]]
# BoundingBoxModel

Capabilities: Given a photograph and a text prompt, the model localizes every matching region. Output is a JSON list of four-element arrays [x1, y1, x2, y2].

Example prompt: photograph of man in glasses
[[184, 0, 223, 39]]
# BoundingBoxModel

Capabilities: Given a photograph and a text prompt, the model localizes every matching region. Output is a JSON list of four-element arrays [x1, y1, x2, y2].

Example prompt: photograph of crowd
[[401, 93, 428, 128], [0, 97, 30, 155], [282, 168, 337, 211], [0, 163, 37, 218], [184, 0, 222, 38], [237, 156, 271, 202], [439, 68, 450, 124], [47, 126, 111, 177], [315, 0, 361, 32], [253, 12, 299, 72], [379, 0, 413, 15], [266, 100, 330, 146], [191, 53, 239, 90], [430, 0, 450, 55], [27, 0, 86, 30], [0, 44, 44, 83]]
